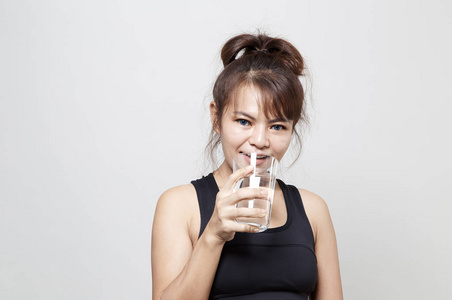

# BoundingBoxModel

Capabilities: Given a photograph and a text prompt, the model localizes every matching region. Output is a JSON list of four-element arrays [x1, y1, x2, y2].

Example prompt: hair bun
[[221, 33, 304, 76]]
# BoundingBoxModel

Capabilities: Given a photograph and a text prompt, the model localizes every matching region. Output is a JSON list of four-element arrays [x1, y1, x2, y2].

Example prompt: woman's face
[[213, 85, 294, 172]]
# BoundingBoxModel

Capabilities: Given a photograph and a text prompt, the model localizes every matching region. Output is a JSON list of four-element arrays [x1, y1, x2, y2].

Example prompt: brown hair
[[206, 32, 308, 166]]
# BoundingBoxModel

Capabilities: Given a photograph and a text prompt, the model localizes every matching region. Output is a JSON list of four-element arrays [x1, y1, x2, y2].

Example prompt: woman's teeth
[[245, 154, 268, 159]]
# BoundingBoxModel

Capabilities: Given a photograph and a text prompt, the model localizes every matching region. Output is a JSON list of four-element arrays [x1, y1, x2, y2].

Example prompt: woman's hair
[[206, 32, 308, 166]]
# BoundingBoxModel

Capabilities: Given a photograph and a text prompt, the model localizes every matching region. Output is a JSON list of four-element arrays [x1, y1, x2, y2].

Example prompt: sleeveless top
[[191, 173, 318, 299]]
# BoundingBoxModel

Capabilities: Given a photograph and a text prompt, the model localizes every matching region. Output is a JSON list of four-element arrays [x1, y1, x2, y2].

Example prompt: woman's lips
[[240, 153, 270, 166], [244, 153, 269, 159]]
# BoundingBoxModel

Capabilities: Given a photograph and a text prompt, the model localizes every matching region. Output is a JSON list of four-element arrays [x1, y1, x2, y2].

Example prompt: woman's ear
[[209, 101, 220, 134]]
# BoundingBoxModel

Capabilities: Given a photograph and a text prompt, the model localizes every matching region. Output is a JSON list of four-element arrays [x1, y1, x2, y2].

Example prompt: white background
[[1, 0, 451, 299]]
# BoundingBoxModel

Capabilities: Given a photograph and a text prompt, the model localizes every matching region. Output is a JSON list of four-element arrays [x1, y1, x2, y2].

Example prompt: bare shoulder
[[151, 184, 202, 298], [157, 183, 197, 206], [154, 184, 199, 237], [298, 188, 330, 216], [298, 189, 343, 298], [298, 188, 333, 242]]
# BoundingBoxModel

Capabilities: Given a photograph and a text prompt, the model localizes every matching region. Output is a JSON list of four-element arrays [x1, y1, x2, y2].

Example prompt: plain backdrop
[[1, 0, 451, 299]]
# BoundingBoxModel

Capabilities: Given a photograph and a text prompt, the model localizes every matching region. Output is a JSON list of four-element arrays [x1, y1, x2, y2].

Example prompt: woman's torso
[[190, 173, 318, 299]]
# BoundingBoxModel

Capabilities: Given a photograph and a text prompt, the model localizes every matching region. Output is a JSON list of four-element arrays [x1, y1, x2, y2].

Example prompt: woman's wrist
[[202, 223, 227, 248]]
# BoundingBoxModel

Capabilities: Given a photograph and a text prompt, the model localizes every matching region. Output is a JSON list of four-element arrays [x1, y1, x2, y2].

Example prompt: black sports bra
[[191, 173, 317, 299]]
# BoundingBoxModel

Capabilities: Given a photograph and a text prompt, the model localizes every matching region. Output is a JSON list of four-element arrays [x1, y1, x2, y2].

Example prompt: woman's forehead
[[227, 85, 288, 120], [232, 86, 261, 110]]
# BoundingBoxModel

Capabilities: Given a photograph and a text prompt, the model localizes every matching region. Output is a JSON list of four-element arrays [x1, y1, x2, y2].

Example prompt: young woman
[[151, 33, 343, 300]]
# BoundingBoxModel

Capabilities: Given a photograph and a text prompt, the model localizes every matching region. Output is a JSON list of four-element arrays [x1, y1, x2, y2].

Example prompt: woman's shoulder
[[154, 183, 201, 241], [297, 188, 333, 242], [155, 183, 199, 223], [157, 183, 198, 208], [153, 183, 202, 251], [297, 188, 329, 214]]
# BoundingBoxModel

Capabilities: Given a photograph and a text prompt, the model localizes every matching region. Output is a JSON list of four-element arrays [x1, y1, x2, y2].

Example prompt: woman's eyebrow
[[233, 111, 256, 121], [268, 117, 290, 123], [233, 111, 289, 123]]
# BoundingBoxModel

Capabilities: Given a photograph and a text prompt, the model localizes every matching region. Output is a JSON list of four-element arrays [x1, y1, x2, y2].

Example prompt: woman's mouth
[[240, 153, 271, 166], [244, 153, 269, 159]]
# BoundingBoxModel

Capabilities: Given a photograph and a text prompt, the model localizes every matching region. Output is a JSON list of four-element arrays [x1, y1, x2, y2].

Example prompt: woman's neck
[[212, 160, 232, 189]]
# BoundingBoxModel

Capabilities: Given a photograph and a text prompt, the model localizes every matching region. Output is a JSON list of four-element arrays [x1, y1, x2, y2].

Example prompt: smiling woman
[[211, 85, 294, 175], [151, 32, 343, 300]]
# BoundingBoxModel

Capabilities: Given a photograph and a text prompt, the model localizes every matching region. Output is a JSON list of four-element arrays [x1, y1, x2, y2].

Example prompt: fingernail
[[247, 165, 254, 171], [253, 227, 260, 233], [260, 190, 268, 195], [260, 209, 267, 214]]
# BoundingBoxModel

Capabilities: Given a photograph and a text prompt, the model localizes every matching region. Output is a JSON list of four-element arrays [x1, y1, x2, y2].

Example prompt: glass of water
[[233, 153, 279, 232]]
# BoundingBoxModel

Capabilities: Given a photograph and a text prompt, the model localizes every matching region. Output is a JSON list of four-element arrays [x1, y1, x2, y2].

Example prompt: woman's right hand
[[205, 165, 269, 244]]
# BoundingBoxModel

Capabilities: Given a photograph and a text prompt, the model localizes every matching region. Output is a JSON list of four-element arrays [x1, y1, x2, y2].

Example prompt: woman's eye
[[271, 124, 285, 131], [237, 119, 249, 126]]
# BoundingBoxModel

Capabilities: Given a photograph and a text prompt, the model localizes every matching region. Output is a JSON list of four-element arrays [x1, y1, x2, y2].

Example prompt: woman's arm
[[300, 189, 343, 300], [152, 167, 267, 300], [151, 184, 223, 300]]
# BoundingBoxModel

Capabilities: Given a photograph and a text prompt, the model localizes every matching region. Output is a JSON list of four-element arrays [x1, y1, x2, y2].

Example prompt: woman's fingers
[[229, 222, 261, 233], [222, 165, 254, 193], [230, 207, 267, 219], [217, 205, 265, 222], [210, 166, 271, 239], [220, 207, 265, 233], [227, 187, 268, 205]]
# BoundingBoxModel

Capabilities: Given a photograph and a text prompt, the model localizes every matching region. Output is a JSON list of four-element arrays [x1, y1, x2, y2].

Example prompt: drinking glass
[[233, 153, 278, 232]]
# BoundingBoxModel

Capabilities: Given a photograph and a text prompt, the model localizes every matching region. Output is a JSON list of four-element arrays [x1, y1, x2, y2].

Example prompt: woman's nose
[[249, 125, 269, 148]]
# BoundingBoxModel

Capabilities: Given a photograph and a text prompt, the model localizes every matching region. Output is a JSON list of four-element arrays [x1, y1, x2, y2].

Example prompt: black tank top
[[191, 173, 317, 299]]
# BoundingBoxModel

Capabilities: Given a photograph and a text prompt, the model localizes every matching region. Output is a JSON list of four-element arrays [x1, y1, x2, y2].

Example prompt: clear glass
[[233, 153, 279, 232]]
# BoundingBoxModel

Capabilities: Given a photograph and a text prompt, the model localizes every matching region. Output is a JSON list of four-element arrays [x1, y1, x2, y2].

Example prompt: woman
[[152, 32, 343, 299]]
